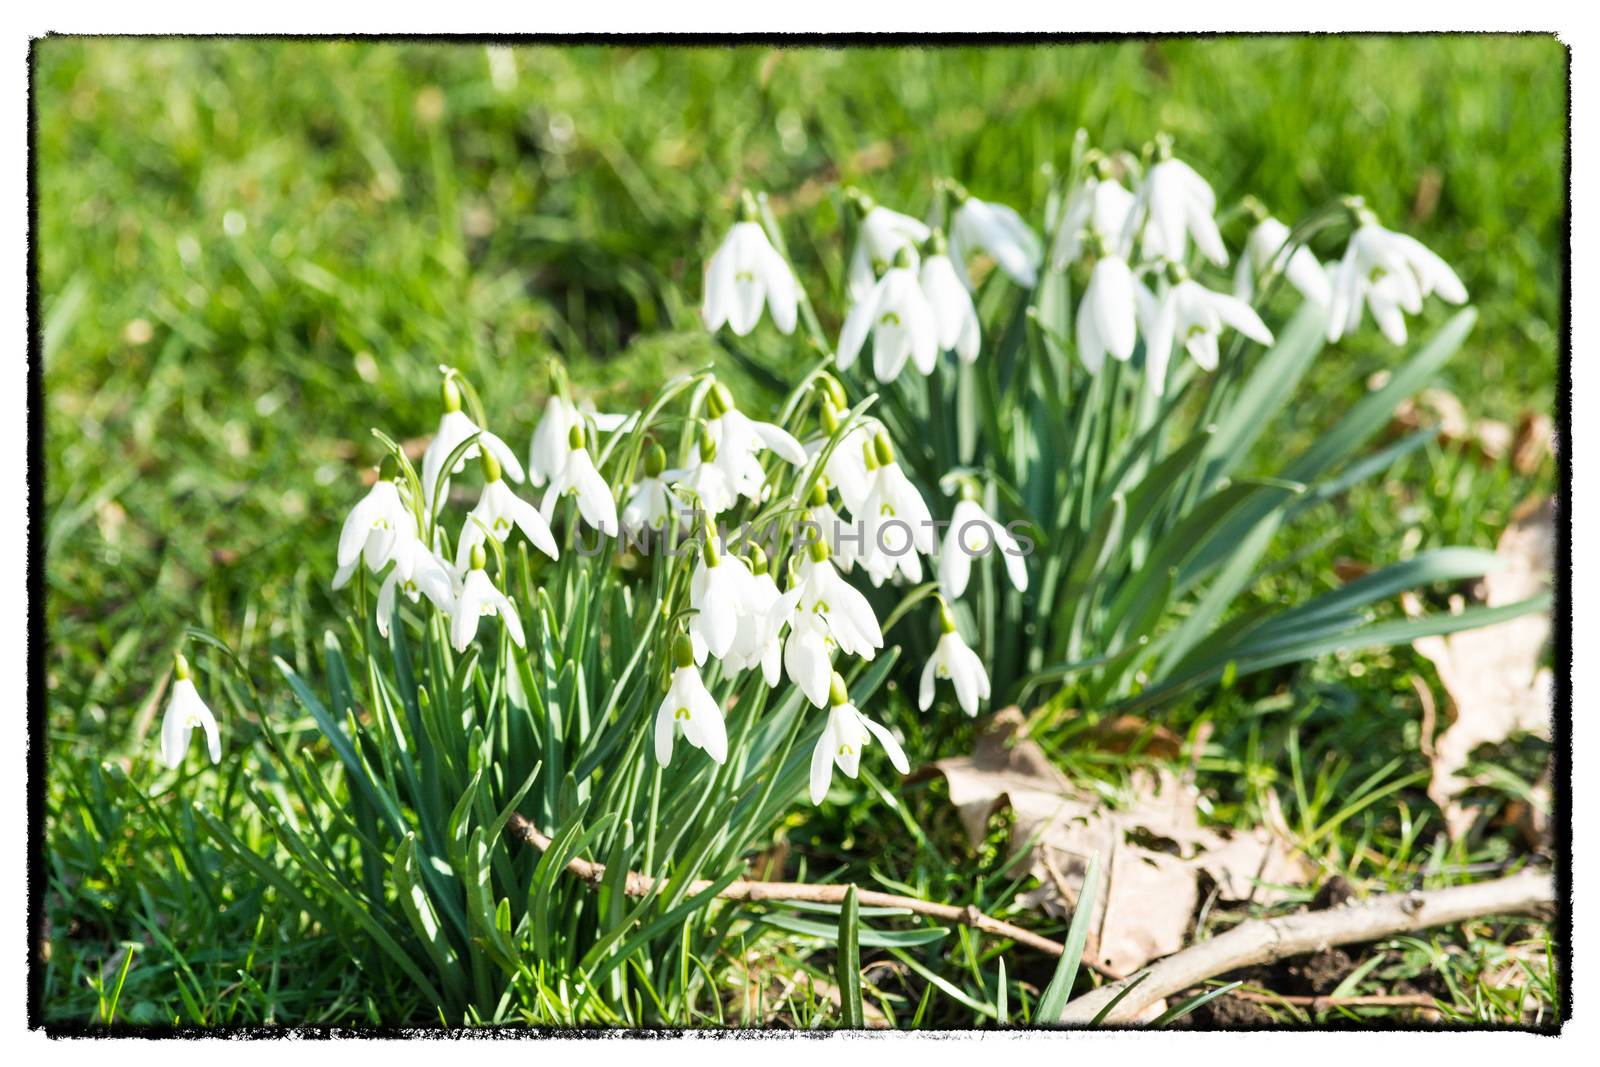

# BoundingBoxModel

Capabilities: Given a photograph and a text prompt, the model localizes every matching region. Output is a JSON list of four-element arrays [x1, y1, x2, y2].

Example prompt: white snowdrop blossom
[[847, 195, 931, 300], [450, 544, 525, 652], [1074, 250, 1138, 375], [919, 602, 991, 718], [1054, 171, 1137, 266], [540, 424, 618, 535], [703, 382, 807, 502], [858, 436, 935, 586], [837, 248, 938, 383], [1327, 216, 1468, 345], [721, 551, 799, 687], [528, 395, 630, 488], [939, 497, 1028, 599], [1137, 275, 1275, 394], [804, 397, 874, 516], [1137, 152, 1228, 267], [702, 202, 799, 337], [654, 637, 728, 767], [376, 534, 457, 637], [333, 479, 417, 590], [919, 237, 981, 363], [687, 531, 757, 663], [809, 673, 909, 805], [948, 189, 1043, 289], [793, 535, 885, 661], [622, 443, 674, 531], [1235, 214, 1331, 307], [457, 449, 560, 571], [160, 654, 221, 769], [420, 375, 525, 513], [665, 431, 739, 519], [783, 610, 836, 709]]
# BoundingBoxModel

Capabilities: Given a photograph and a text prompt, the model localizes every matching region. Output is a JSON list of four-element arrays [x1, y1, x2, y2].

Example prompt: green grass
[[37, 37, 1563, 1028]]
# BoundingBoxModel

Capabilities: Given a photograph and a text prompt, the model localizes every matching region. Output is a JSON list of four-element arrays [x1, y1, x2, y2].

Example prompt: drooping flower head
[[159, 652, 221, 769], [458, 445, 560, 571], [654, 633, 728, 767], [809, 672, 909, 805], [333, 478, 418, 590], [918, 599, 991, 718], [946, 180, 1043, 289], [420, 370, 525, 513], [1326, 200, 1467, 345], [702, 191, 800, 338], [837, 245, 939, 383], [449, 543, 525, 652]]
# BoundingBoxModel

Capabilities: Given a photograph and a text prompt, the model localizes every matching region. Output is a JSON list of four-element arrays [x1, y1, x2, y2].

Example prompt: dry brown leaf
[[929, 710, 1313, 978], [1512, 411, 1554, 475], [1410, 495, 1554, 838], [1391, 388, 1516, 465]]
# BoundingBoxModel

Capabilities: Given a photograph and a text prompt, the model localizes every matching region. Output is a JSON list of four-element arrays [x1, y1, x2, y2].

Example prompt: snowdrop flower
[[703, 382, 807, 502], [702, 194, 799, 337], [947, 184, 1043, 289], [802, 479, 859, 573], [1135, 144, 1228, 267], [846, 191, 930, 300], [622, 442, 674, 531], [333, 479, 417, 590], [721, 547, 799, 687], [540, 423, 618, 535], [1137, 269, 1275, 394], [919, 601, 991, 718], [838, 246, 939, 383], [420, 373, 525, 513], [1053, 162, 1138, 267], [665, 431, 738, 519], [450, 543, 525, 652], [858, 433, 935, 586], [1326, 208, 1468, 345], [654, 635, 728, 767], [804, 393, 874, 516], [1234, 210, 1331, 306], [160, 653, 221, 769], [793, 530, 884, 660], [687, 527, 757, 663], [939, 496, 1028, 598], [784, 610, 836, 709], [1074, 243, 1138, 375], [456, 447, 560, 571], [919, 230, 981, 362], [809, 673, 909, 805], [376, 534, 457, 637], [528, 389, 630, 488]]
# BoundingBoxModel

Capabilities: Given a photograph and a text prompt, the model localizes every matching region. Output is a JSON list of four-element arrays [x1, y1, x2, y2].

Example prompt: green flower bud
[[746, 543, 768, 576], [644, 442, 667, 477], [739, 189, 760, 223], [698, 429, 718, 463], [893, 245, 916, 270], [808, 479, 829, 508], [817, 373, 848, 409], [480, 445, 503, 483], [937, 598, 958, 635], [706, 381, 734, 419], [440, 372, 463, 414], [872, 431, 896, 468], [567, 422, 585, 451], [924, 228, 948, 257], [819, 396, 842, 436], [673, 633, 695, 670], [173, 652, 191, 681], [470, 543, 487, 571], [828, 672, 850, 708]]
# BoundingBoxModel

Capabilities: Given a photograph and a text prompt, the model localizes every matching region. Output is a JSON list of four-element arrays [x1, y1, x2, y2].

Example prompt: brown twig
[[1057, 868, 1554, 1024], [505, 813, 1067, 957], [1229, 989, 1441, 1012]]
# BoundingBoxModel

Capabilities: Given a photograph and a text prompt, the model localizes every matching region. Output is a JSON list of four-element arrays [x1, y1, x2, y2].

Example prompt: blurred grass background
[[36, 37, 1564, 1025]]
